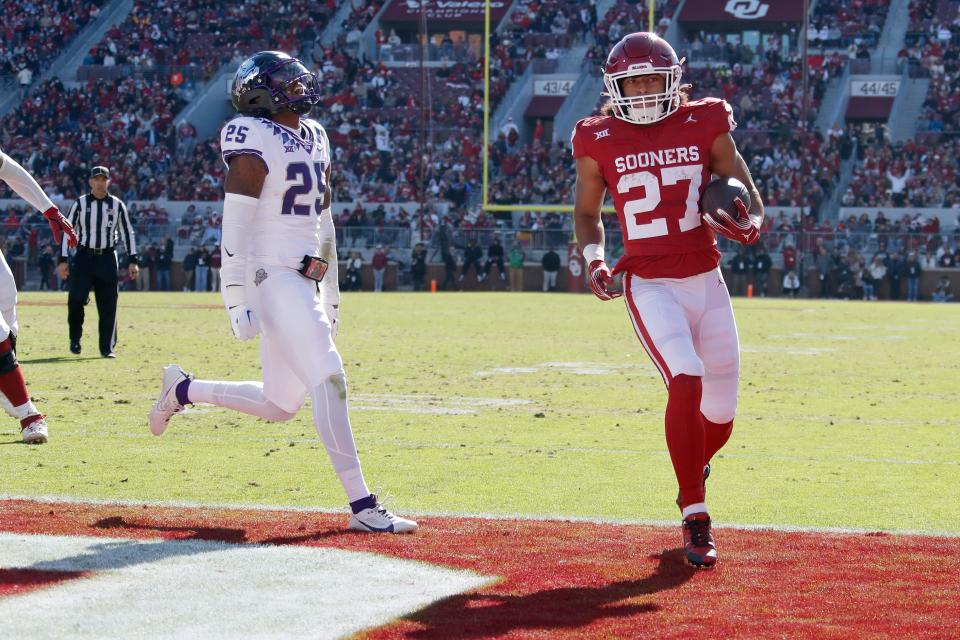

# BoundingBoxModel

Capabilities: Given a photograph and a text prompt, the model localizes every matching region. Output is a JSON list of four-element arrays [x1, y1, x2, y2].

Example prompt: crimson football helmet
[[602, 32, 684, 125]]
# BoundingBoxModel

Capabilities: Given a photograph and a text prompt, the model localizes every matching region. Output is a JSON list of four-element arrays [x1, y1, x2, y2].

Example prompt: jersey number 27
[[617, 164, 702, 239]]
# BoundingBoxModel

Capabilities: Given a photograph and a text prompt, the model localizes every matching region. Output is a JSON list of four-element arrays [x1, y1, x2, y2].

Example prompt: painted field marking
[[0, 532, 492, 640], [3, 495, 958, 538], [350, 393, 532, 415], [475, 362, 657, 377]]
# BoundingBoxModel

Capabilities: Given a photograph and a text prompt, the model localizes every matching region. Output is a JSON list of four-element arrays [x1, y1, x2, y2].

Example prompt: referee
[[57, 166, 138, 358]]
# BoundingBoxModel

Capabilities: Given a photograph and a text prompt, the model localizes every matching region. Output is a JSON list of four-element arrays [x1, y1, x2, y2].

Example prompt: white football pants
[[0, 247, 17, 340], [622, 266, 740, 424], [189, 266, 369, 502]]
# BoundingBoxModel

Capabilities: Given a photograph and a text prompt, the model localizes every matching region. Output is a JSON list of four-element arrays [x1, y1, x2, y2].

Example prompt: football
[[700, 177, 751, 217]]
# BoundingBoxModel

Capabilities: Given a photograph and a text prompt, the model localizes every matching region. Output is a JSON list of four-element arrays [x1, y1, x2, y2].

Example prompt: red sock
[[665, 374, 705, 509], [0, 337, 29, 407], [703, 416, 733, 467]]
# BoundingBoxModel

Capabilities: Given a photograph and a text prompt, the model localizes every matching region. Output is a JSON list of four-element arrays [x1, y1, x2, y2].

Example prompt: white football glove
[[325, 303, 339, 340], [228, 305, 260, 340]]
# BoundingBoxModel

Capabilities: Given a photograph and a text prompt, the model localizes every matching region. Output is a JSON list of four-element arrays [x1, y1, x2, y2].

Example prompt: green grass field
[[3, 291, 958, 534]]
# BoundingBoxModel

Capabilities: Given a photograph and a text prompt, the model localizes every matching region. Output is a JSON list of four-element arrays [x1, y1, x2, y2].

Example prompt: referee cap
[[90, 166, 110, 179]]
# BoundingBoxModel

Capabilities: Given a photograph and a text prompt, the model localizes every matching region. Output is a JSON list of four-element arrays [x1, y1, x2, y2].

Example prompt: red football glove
[[588, 260, 621, 301], [703, 198, 760, 245], [43, 206, 78, 248]]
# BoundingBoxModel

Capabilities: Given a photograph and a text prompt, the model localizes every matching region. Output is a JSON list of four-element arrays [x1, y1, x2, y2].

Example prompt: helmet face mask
[[232, 51, 321, 117], [603, 65, 683, 125], [602, 32, 684, 126]]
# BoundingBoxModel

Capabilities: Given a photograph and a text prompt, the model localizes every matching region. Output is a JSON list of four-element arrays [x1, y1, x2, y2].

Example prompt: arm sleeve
[[220, 192, 258, 309], [116, 199, 138, 263], [318, 206, 340, 306], [0, 150, 54, 213]]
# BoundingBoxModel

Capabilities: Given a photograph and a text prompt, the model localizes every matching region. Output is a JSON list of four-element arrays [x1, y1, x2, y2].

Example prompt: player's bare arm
[[224, 154, 266, 198], [710, 132, 764, 226], [574, 155, 620, 300]]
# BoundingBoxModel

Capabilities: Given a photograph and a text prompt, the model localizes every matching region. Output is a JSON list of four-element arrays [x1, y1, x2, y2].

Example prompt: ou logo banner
[[724, 0, 769, 19]]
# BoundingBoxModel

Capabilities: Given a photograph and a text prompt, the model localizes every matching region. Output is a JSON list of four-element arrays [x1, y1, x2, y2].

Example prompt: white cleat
[[148, 364, 191, 436], [348, 499, 418, 534], [21, 416, 48, 444]]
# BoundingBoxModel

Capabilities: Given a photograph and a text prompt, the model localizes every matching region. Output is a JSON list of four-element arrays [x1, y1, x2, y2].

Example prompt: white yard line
[[2, 494, 958, 538]]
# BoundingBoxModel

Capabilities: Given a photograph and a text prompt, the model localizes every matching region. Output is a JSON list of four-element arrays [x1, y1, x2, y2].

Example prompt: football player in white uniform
[[0, 148, 78, 443], [148, 52, 415, 533]]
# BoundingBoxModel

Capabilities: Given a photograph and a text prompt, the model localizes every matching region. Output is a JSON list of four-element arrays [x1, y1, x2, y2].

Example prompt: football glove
[[325, 303, 339, 340], [702, 198, 760, 245], [43, 206, 78, 247], [588, 260, 621, 301], [228, 305, 260, 340]]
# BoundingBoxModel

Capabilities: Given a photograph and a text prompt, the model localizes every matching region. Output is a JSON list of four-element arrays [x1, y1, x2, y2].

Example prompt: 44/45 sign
[[850, 80, 900, 97]]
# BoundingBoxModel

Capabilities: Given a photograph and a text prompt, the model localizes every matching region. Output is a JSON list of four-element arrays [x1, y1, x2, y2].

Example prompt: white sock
[[311, 373, 370, 502], [682, 502, 708, 519], [13, 400, 40, 421], [187, 380, 295, 422]]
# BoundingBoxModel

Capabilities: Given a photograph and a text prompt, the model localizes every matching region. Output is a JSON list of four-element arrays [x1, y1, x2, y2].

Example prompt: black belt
[[79, 246, 115, 255]]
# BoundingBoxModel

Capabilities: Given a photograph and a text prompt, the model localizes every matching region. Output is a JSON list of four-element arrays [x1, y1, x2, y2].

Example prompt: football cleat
[[21, 416, 48, 444], [682, 512, 717, 568], [348, 497, 418, 534], [676, 463, 711, 510], [148, 364, 191, 436]]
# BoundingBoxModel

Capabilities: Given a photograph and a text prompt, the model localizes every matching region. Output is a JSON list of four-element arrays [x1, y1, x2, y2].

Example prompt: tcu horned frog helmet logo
[[602, 32, 684, 125]]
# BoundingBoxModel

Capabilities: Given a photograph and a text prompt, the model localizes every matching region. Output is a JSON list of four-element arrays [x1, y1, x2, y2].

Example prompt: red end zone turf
[[2, 499, 958, 639]]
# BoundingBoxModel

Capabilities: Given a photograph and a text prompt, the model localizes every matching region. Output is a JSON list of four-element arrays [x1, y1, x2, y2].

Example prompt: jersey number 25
[[282, 161, 327, 216], [617, 164, 702, 240]]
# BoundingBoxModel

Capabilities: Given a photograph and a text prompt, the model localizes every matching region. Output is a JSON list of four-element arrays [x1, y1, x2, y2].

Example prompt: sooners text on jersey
[[572, 97, 737, 279]]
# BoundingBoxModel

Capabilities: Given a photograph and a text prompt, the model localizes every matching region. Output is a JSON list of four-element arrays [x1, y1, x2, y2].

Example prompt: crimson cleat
[[682, 512, 717, 568]]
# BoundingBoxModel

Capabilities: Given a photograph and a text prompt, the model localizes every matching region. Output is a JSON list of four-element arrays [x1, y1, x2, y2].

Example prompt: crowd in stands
[[0, 0, 105, 81], [902, 0, 960, 136], [844, 137, 960, 208], [83, 0, 338, 78], [808, 0, 890, 49]]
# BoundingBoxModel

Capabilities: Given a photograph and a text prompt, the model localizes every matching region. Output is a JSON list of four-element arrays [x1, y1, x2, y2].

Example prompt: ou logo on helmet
[[724, 0, 769, 19]]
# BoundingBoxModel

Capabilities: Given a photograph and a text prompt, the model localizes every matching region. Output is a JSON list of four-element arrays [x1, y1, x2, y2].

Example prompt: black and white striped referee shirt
[[60, 193, 138, 263]]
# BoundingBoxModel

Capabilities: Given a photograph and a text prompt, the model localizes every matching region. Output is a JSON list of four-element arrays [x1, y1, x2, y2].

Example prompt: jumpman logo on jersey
[[685, 114, 697, 124]]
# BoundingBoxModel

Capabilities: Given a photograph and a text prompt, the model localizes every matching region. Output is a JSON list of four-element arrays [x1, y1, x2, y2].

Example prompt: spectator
[[441, 244, 457, 291], [542, 246, 560, 292], [157, 237, 173, 290], [727, 247, 750, 296], [137, 243, 154, 291], [816, 246, 832, 298], [752, 245, 772, 297], [483, 237, 506, 283], [460, 239, 483, 283], [182, 247, 198, 292], [905, 252, 922, 301], [782, 270, 801, 297], [209, 244, 222, 291], [867, 255, 886, 300], [17, 65, 33, 99], [38, 245, 55, 290], [887, 251, 905, 300], [342, 251, 362, 291], [508, 242, 524, 291], [372, 245, 388, 292], [932, 276, 954, 302], [410, 242, 427, 291], [195, 247, 209, 293]]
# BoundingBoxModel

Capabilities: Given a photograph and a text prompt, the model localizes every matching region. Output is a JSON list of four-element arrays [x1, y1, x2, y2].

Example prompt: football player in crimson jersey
[[0, 149, 78, 443], [572, 32, 764, 568]]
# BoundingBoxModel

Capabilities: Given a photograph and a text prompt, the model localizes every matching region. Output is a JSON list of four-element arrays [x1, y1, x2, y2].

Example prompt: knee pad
[[0, 344, 18, 374]]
